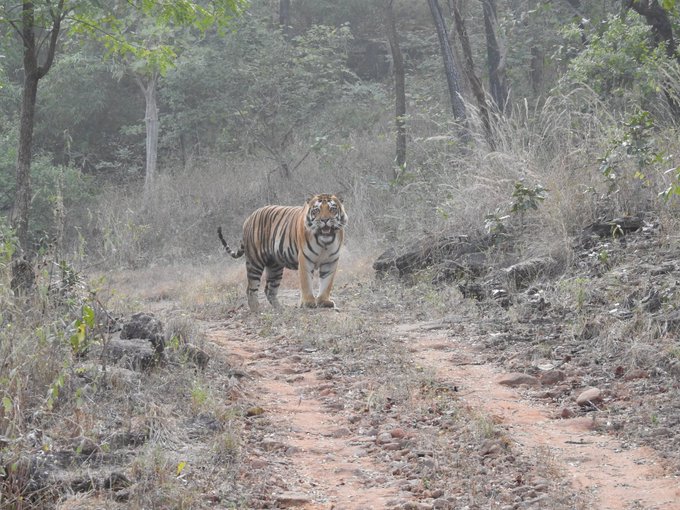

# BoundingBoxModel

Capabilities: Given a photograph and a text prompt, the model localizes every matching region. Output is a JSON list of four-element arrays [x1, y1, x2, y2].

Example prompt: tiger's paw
[[316, 298, 336, 309], [300, 299, 317, 308]]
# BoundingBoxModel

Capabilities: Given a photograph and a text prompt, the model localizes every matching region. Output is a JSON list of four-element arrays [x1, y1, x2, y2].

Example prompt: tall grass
[[70, 87, 680, 270]]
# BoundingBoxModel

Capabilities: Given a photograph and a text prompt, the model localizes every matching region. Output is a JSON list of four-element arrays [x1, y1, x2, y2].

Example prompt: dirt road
[[206, 305, 680, 510]]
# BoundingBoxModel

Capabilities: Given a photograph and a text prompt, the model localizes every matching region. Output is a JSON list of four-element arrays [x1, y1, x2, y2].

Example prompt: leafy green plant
[[660, 166, 680, 201], [508, 180, 547, 231], [597, 249, 611, 268], [599, 110, 665, 193], [510, 181, 547, 215], [190, 380, 210, 412], [68, 304, 96, 355], [561, 15, 671, 100]]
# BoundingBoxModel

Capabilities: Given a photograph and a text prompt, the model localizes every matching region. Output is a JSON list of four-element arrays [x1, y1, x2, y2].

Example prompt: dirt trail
[[206, 313, 679, 510], [408, 328, 680, 510], [209, 328, 408, 509]]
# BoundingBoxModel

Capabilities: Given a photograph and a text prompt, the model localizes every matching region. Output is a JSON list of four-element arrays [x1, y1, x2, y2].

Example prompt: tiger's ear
[[334, 194, 344, 204]]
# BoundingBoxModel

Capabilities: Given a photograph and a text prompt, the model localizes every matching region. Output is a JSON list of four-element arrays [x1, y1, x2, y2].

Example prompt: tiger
[[218, 194, 347, 312]]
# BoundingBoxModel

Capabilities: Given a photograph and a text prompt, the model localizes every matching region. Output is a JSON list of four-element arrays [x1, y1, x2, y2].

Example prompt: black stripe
[[306, 239, 318, 256], [303, 251, 315, 266]]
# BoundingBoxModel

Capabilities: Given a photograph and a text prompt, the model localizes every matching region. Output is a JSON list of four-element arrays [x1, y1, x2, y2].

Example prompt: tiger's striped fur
[[218, 194, 347, 312]]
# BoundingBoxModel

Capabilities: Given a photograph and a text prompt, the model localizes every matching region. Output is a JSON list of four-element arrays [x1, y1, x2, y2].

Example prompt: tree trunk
[[138, 73, 160, 201], [279, 0, 291, 38], [428, 0, 467, 121], [12, 0, 64, 253], [15, 72, 39, 252], [530, 46, 544, 96], [451, 0, 495, 149], [482, 0, 508, 113], [384, 0, 407, 173]]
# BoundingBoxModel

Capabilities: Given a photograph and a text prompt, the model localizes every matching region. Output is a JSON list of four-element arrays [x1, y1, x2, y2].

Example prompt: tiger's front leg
[[298, 255, 317, 308], [316, 259, 338, 308]]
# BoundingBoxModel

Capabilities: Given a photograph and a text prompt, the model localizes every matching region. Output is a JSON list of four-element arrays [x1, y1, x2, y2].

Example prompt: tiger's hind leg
[[264, 265, 284, 308], [245, 260, 263, 312]]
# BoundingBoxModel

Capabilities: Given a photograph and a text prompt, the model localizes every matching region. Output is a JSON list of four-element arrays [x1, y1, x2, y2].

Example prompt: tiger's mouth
[[320, 226, 333, 235]]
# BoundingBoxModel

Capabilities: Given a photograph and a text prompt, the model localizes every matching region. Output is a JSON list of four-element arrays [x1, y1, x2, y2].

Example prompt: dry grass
[[69, 87, 680, 283]]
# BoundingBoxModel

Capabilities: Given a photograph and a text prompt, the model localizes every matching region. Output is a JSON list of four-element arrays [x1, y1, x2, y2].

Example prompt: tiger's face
[[305, 194, 347, 237]]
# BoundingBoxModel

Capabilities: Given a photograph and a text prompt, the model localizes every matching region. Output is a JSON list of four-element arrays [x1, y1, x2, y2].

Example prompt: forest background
[[2, 0, 679, 265]]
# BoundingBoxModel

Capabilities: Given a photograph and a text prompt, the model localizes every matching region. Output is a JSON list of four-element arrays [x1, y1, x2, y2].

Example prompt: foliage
[[162, 13, 358, 164], [36, 49, 144, 174], [1, 115, 94, 243], [560, 15, 675, 101], [599, 110, 666, 194], [67, 0, 245, 65], [483, 181, 547, 235], [510, 181, 547, 215]]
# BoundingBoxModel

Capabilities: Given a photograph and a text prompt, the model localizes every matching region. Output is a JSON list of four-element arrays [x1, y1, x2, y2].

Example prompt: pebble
[[377, 432, 393, 444], [390, 427, 407, 439], [539, 369, 566, 386], [330, 427, 352, 438], [576, 387, 603, 407], [384, 442, 403, 451], [275, 491, 312, 508], [560, 407, 575, 419], [497, 372, 540, 387], [623, 368, 649, 381]]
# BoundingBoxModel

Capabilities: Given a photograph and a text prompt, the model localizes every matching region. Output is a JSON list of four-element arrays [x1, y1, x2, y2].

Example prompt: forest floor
[[199, 284, 680, 510], [13, 220, 680, 510]]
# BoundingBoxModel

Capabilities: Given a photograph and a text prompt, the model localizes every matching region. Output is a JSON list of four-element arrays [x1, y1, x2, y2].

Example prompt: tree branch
[[37, 0, 66, 79]]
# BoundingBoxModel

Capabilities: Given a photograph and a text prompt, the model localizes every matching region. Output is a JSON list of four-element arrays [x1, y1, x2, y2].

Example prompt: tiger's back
[[242, 205, 304, 271]]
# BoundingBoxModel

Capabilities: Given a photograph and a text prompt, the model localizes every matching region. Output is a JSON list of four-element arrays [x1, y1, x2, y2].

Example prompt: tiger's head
[[305, 194, 347, 237]]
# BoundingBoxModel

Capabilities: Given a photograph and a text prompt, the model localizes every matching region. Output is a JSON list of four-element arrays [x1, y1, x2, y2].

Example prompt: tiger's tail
[[217, 226, 245, 259]]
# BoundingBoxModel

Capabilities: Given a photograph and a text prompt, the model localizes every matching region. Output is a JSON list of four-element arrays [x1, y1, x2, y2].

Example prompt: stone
[[120, 312, 165, 353], [377, 432, 393, 444], [390, 428, 407, 439], [503, 258, 556, 290], [181, 343, 210, 369], [539, 369, 566, 386], [103, 337, 159, 371], [497, 372, 540, 387], [560, 407, 574, 419], [623, 368, 648, 381], [576, 387, 603, 407], [275, 492, 312, 508]]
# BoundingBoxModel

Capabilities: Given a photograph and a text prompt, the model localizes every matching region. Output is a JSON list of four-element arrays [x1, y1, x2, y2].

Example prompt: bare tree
[[279, 0, 291, 39], [136, 72, 160, 203], [482, 0, 508, 113], [451, 0, 495, 148], [383, 0, 407, 173], [428, 0, 467, 121]]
